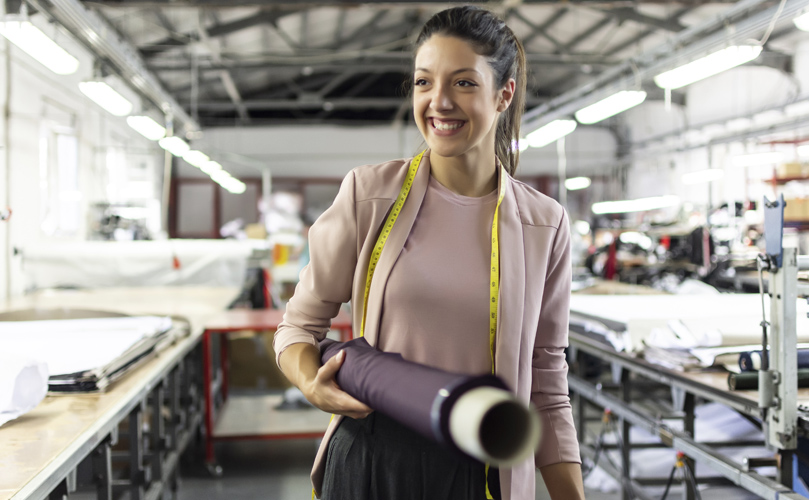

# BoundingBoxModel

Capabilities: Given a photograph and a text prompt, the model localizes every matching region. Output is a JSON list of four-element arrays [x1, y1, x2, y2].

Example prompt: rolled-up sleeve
[[531, 209, 581, 468], [273, 170, 358, 366]]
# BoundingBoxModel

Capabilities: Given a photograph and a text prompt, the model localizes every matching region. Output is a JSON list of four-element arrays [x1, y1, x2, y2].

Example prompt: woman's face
[[413, 35, 513, 161]]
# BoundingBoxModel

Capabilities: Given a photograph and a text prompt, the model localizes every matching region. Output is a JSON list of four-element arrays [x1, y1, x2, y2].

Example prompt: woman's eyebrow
[[414, 67, 481, 75]]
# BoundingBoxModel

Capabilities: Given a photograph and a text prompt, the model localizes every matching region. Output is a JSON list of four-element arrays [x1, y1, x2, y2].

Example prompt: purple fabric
[[320, 337, 505, 454]]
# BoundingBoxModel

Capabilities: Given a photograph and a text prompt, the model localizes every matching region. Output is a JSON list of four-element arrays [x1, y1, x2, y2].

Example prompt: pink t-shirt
[[377, 174, 497, 375]]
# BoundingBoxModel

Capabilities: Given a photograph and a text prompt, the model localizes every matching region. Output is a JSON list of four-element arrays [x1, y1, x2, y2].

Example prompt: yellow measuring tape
[[316, 152, 505, 499]]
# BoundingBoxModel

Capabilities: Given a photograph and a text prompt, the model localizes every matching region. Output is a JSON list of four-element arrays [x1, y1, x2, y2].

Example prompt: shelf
[[772, 176, 809, 184], [213, 393, 331, 438]]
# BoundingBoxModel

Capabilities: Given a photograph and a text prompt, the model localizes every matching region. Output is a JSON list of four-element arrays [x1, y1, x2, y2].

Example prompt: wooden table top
[[0, 286, 240, 500], [203, 307, 352, 333]]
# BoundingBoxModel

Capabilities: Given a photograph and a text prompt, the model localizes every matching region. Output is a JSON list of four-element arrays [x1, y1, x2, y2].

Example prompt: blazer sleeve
[[531, 209, 581, 468], [273, 170, 358, 366]]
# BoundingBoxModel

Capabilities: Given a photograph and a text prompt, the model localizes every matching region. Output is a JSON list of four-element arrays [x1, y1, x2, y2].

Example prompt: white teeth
[[433, 120, 463, 131]]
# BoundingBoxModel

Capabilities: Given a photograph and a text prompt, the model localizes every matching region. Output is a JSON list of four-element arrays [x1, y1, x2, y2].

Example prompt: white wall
[[0, 15, 164, 300], [622, 62, 809, 211]]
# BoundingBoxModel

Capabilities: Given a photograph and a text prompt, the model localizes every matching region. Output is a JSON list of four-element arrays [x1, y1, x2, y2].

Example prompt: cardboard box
[[784, 197, 809, 221], [228, 331, 292, 390], [777, 163, 807, 179]]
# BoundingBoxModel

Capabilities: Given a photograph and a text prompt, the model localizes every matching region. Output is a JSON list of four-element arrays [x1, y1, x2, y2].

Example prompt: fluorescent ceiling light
[[126, 116, 166, 141], [0, 19, 79, 75], [797, 145, 809, 158], [210, 170, 232, 183], [592, 195, 680, 215], [222, 179, 246, 194], [525, 120, 577, 148], [682, 168, 725, 185], [732, 151, 783, 167], [795, 10, 809, 31], [79, 81, 133, 116], [200, 160, 223, 174], [183, 150, 210, 168], [575, 91, 646, 125], [573, 220, 590, 236], [564, 177, 591, 190], [158, 136, 190, 156], [654, 45, 762, 90]]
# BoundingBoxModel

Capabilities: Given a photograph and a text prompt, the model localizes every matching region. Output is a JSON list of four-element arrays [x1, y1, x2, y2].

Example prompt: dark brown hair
[[413, 6, 526, 176]]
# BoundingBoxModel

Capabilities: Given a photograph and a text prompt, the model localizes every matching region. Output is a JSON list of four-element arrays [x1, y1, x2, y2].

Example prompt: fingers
[[307, 350, 373, 418]]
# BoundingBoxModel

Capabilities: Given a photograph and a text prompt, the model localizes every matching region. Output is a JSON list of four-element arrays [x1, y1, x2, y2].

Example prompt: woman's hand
[[303, 350, 373, 418]]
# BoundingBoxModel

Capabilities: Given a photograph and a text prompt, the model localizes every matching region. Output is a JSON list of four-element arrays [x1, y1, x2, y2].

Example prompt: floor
[[178, 438, 620, 500]]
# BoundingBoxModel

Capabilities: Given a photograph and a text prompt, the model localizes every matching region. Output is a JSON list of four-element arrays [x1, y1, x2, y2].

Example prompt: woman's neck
[[429, 151, 497, 198]]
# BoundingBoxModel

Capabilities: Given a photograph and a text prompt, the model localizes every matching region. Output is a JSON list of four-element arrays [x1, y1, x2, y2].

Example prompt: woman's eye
[[414, 78, 428, 86], [457, 80, 477, 87]]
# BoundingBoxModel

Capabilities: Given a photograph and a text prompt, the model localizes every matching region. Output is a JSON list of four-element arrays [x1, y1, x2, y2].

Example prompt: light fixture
[[795, 9, 809, 31], [573, 220, 590, 236], [564, 177, 591, 191], [592, 195, 680, 215], [797, 145, 809, 158], [681, 168, 725, 185], [732, 151, 784, 167], [126, 116, 166, 141], [210, 170, 232, 184], [79, 81, 133, 116], [221, 178, 247, 194], [182, 150, 210, 168], [654, 45, 762, 90], [0, 16, 79, 75], [200, 160, 223, 174], [575, 91, 647, 125], [158, 136, 190, 157], [525, 120, 577, 148]]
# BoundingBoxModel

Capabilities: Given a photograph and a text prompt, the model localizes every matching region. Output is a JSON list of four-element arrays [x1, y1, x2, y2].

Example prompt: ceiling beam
[[185, 95, 546, 111], [147, 52, 619, 72], [87, 0, 739, 5], [511, 8, 568, 52], [602, 7, 686, 32], [139, 8, 301, 57]]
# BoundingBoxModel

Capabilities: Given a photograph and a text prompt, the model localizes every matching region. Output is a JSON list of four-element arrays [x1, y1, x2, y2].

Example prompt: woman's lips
[[429, 117, 466, 136]]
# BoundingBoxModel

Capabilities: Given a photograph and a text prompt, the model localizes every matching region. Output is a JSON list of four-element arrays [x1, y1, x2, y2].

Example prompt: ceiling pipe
[[26, 0, 200, 133], [523, 0, 808, 129]]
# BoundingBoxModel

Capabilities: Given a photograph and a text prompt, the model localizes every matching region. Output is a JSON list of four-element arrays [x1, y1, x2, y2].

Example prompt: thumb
[[319, 350, 345, 380]]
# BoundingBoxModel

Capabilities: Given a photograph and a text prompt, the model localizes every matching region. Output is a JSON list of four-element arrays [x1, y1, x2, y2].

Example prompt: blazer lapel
[[495, 170, 526, 393], [362, 153, 431, 347]]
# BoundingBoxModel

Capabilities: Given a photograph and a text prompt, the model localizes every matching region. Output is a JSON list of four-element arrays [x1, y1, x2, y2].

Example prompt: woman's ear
[[497, 78, 516, 112]]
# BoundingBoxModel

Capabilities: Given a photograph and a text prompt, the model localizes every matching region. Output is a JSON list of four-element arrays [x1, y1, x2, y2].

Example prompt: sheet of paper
[[0, 316, 171, 376], [0, 358, 48, 427]]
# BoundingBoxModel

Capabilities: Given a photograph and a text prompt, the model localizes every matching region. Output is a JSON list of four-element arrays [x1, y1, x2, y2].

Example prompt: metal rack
[[568, 194, 809, 500]]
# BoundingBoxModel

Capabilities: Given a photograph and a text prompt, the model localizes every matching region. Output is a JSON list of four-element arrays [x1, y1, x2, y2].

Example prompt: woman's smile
[[430, 117, 467, 135]]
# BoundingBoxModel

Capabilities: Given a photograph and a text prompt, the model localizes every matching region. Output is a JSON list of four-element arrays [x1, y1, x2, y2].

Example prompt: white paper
[[0, 358, 49, 427], [0, 316, 171, 376]]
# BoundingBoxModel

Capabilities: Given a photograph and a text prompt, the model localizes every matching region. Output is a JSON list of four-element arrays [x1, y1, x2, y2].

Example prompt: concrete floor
[[178, 438, 619, 500]]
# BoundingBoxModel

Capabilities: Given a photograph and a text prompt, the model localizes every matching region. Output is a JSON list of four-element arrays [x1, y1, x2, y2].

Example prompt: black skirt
[[321, 412, 501, 500]]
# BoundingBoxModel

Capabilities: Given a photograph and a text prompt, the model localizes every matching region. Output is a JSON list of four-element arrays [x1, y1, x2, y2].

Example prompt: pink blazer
[[274, 153, 580, 500]]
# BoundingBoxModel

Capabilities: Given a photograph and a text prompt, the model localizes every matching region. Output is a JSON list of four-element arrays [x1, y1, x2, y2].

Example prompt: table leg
[[220, 333, 229, 402], [202, 330, 216, 467]]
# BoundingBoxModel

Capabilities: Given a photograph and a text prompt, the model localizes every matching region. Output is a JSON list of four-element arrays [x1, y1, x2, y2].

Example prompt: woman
[[274, 6, 583, 500]]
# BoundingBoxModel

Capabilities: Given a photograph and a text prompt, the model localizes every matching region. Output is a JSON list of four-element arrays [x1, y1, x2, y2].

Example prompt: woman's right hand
[[302, 350, 373, 419]]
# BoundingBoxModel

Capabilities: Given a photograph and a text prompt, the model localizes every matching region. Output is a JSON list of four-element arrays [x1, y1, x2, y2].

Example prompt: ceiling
[[55, 0, 797, 129]]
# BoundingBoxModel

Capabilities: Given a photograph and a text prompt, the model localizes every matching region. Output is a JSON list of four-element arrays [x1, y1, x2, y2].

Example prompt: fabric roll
[[320, 337, 537, 465], [728, 369, 809, 390], [738, 349, 809, 372]]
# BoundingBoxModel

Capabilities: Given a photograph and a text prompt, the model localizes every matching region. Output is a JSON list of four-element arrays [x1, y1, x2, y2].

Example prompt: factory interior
[[4, 0, 809, 499]]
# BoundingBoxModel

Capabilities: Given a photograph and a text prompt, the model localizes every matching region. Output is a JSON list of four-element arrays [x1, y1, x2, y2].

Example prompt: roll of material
[[738, 350, 809, 372], [320, 337, 540, 467], [728, 369, 809, 390]]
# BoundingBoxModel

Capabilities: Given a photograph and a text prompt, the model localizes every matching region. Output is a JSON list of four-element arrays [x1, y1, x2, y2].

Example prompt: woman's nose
[[430, 84, 453, 111]]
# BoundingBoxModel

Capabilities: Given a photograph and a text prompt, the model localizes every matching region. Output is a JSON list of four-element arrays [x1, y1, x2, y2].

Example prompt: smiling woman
[[274, 6, 583, 500]]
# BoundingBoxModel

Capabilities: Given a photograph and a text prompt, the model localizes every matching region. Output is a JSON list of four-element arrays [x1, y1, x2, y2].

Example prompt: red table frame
[[201, 308, 353, 468]]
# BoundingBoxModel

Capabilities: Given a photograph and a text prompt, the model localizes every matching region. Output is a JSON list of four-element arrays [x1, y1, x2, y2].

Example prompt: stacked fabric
[[0, 316, 178, 393]]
